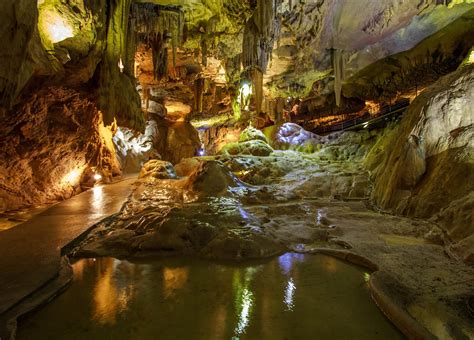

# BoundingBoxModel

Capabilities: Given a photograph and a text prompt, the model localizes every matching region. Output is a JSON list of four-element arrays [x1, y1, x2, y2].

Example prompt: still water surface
[[18, 253, 402, 339]]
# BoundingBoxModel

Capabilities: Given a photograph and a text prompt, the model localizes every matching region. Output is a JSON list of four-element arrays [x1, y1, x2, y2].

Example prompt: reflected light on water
[[93, 258, 119, 325], [91, 186, 104, 214], [284, 278, 296, 311], [278, 253, 306, 275], [92, 259, 134, 326], [323, 256, 340, 273], [235, 287, 254, 335], [163, 267, 189, 298], [233, 267, 260, 336], [18, 255, 403, 340]]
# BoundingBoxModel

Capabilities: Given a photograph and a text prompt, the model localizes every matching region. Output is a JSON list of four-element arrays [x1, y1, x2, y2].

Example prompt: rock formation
[[367, 64, 474, 262]]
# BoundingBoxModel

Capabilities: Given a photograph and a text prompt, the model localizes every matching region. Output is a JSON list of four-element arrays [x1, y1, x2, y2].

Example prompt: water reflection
[[91, 186, 104, 215], [232, 267, 260, 336], [163, 267, 188, 298], [278, 252, 305, 275], [284, 278, 296, 311], [18, 254, 403, 340], [93, 258, 127, 325]]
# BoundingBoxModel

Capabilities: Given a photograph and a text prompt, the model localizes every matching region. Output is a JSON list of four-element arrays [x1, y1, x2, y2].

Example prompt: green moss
[[232, 97, 241, 120]]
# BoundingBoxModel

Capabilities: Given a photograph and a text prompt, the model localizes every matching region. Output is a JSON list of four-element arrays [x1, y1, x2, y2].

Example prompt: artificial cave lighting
[[241, 83, 252, 99], [118, 58, 124, 73], [42, 11, 74, 44], [2, 1, 474, 339], [61, 168, 82, 186], [197, 146, 205, 156], [468, 49, 474, 64], [238, 82, 253, 111]]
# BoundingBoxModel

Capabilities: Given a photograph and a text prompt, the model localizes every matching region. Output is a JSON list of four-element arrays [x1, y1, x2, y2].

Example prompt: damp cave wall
[[0, 0, 144, 211]]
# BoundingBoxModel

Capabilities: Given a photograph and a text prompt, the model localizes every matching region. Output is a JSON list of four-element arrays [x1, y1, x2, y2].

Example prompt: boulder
[[139, 160, 177, 180], [220, 140, 273, 157], [239, 126, 268, 143], [186, 160, 241, 197]]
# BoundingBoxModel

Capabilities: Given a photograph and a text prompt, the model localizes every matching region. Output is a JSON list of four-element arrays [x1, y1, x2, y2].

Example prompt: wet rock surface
[[75, 110, 474, 338], [367, 65, 474, 263]]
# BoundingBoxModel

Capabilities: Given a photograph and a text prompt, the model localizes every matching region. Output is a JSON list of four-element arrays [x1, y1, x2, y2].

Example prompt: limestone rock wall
[[0, 0, 53, 113], [0, 87, 121, 211], [366, 65, 474, 262], [0, 0, 145, 210]]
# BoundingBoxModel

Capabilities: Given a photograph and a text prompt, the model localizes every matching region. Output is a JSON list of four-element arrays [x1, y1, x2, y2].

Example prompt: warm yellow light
[[215, 65, 227, 84], [468, 50, 474, 64], [118, 58, 124, 73], [43, 12, 74, 43], [93, 173, 102, 181], [62, 169, 81, 184]]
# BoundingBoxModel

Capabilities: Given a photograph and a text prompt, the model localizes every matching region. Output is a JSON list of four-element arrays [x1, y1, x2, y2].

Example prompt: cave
[[0, 0, 473, 339]]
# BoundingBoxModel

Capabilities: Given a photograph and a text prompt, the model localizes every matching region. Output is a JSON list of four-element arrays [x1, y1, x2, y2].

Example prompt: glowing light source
[[43, 12, 74, 43], [241, 83, 252, 98], [238, 82, 253, 111], [278, 253, 305, 275], [118, 58, 124, 73], [468, 50, 474, 64], [62, 169, 81, 185], [93, 173, 102, 181]]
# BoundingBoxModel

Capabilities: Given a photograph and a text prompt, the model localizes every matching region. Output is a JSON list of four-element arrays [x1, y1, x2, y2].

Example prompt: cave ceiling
[[138, 0, 473, 98]]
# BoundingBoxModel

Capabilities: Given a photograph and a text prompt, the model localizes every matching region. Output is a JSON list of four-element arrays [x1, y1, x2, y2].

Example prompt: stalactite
[[194, 77, 205, 113], [201, 37, 208, 67], [242, 0, 281, 73], [151, 33, 168, 80], [331, 0, 344, 107], [129, 3, 184, 80], [252, 68, 263, 113], [333, 49, 345, 107]]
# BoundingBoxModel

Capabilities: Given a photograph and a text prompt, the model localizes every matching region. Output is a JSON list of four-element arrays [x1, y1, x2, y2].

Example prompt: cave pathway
[[0, 176, 137, 315]]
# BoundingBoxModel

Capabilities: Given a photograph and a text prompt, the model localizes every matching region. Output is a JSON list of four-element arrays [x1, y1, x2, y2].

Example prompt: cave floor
[[0, 176, 137, 316], [74, 152, 474, 338]]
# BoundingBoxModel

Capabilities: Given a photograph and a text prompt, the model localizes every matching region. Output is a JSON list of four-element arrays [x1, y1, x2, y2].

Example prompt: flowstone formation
[[73, 101, 474, 338], [368, 64, 474, 263], [75, 121, 392, 263]]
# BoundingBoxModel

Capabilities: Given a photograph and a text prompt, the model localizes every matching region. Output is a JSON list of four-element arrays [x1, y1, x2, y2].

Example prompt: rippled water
[[18, 254, 402, 339]]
